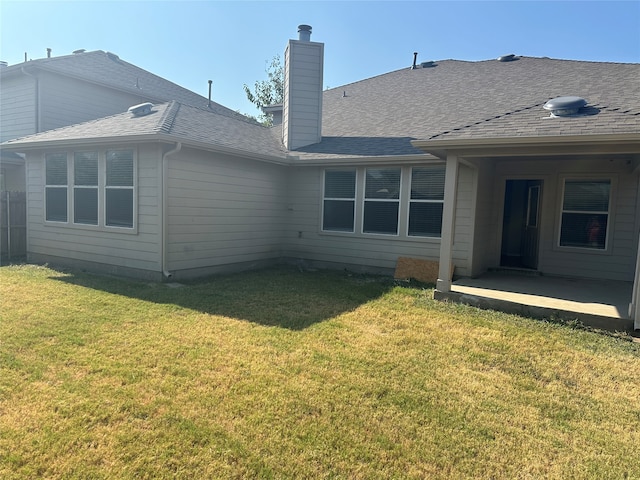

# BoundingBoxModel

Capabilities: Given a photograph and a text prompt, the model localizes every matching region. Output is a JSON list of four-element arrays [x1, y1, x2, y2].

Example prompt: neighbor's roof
[[0, 50, 251, 123], [2, 101, 287, 161], [294, 56, 640, 159]]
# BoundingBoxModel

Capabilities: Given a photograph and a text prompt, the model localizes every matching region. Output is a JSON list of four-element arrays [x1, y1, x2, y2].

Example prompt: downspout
[[161, 142, 181, 279], [632, 173, 640, 330], [21, 67, 40, 133], [631, 233, 640, 330]]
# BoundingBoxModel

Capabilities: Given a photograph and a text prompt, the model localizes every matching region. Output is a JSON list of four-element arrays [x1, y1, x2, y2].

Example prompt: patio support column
[[437, 153, 459, 293]]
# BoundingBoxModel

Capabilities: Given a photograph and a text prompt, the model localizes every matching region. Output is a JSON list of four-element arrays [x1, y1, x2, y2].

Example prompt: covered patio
[[435, 270, 634, 332]]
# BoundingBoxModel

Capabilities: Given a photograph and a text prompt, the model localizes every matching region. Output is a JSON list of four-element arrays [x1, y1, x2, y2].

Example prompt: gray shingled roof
[[294, 56, 640, 159], [0, 50, 252, 123], [2, 56, 638, 160], [2, 102, 287, 160]]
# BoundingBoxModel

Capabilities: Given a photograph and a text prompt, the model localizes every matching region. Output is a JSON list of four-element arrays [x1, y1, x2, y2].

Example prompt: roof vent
[[543, 96, 587, 117], [0, 61, 8, 69], [106, 51, 120, 62], [498, 54, 517, 62], [73, 49, 86, 55], [421, 61, 436, 68], [128, 102, 153, 117]]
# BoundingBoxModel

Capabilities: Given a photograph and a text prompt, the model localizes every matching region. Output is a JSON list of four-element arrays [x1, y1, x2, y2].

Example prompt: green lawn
[[1, 264, 639, 479]]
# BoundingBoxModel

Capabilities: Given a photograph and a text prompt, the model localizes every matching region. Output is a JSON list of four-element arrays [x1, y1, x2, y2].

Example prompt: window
[[45, 153, 68, 222], [363, 168, 401, 235], [559, 179, 610, 250], [74, 152, 98, 225], [408, 165, 445, 237], [106, 150, 134, 228], [323, 169, 356, 232], [43, 149, 135, 229], [321, 165, 446, 239]]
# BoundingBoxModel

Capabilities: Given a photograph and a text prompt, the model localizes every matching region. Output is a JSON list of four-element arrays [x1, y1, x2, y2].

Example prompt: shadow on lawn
[[52, 266, 399, 330]]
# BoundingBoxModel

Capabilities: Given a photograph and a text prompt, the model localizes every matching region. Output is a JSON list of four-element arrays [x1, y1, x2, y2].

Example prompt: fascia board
[[287, 153, 442, 167], [411, 134, 640, 158], [1, 133, 290, 166], [155, 134, 290, 166]]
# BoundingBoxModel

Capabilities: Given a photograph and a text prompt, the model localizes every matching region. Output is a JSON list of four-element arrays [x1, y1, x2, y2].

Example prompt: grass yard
[[1, 264, 639, 479]]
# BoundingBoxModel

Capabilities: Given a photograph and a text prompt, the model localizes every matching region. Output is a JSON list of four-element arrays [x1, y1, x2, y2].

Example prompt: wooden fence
[[0, 191, 27, 262]]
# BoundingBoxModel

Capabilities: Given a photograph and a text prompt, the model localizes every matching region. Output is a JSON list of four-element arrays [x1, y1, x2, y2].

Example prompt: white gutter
[[411, 133, 640, 159], [161, 142, 181, 279], [632, 231, 640, 330], [287, 153, 442, 167], [3, 133, 290, 166]]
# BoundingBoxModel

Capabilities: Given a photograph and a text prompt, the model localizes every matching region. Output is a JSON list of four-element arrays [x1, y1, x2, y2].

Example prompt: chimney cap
[[297, 24, 312, 41]]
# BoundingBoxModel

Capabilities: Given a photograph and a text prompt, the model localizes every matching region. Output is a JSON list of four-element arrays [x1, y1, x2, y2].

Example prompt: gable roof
[[2, 101, 287, 162], [0, 50, 251, 123]]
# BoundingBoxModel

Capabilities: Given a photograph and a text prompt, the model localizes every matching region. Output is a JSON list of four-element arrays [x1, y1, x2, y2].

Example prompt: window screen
[[408, 165, 445, 237], [45, 153, 68, 222], [106, 150, 134, 228], [74, 152, 98, 225], [323, 169, 356, 232], [559, 180, 610, 249], [363, 168, 400, 234]]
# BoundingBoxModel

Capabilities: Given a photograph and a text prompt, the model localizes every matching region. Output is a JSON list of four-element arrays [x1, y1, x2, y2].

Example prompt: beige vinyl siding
[[25, 144, 162, 275], [284, 165, 449, 274], [38, 72, 150, 132], [0, 75, 37, 142], [282, 39, 323, 150], [166, 148, 287, 274], [451, 165, 475, 277], [470, 160, 499, 276], [492, 157, 638, 282]]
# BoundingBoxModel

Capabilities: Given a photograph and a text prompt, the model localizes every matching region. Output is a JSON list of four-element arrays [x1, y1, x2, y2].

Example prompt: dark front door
[[501, 180, 542, 269]]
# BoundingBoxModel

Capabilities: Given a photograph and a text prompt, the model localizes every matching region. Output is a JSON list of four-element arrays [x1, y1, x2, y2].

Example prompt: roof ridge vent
[[128, 102, 154, 117], [543, 96, 587, 117], [498, 54, 518, 62]]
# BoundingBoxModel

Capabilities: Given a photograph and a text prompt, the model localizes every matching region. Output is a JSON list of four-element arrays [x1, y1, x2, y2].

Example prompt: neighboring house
[[0, 49, 246, 191], [2, 26, 639, 329], [0, 48, 246, 259]]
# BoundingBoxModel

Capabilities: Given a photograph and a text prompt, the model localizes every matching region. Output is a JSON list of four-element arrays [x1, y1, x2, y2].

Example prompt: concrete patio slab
[[435, 271, 634, 332]]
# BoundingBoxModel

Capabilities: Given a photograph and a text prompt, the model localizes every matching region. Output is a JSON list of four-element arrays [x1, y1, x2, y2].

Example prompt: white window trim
[[44, 149, 137, 233], [105, 149, 137, 230], [362, 167, 402, 236], [44, 152, 69, 224], [556, 175, 616, 254], [319, 164, 445, 242], [321, 168, 357, 233], [406, 165, 445, 238], [72, 151, 99, 226]]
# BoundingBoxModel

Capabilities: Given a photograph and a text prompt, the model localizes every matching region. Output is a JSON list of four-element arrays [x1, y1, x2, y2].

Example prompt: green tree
[[243, 55, 284, 126]]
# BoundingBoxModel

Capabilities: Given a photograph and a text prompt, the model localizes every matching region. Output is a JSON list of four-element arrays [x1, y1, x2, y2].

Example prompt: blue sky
[[1, 1, 638, 117]]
